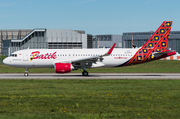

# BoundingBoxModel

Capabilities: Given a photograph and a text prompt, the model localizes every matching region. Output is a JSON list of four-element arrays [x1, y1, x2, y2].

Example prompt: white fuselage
[[3, 48, 139, 69]]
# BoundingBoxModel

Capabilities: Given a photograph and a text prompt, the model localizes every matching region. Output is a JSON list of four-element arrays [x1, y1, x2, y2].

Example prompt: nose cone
[[3, 58, 9, 65]]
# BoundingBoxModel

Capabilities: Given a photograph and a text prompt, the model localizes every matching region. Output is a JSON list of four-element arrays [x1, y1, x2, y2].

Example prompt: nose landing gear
[[24, 68, 29, 76]]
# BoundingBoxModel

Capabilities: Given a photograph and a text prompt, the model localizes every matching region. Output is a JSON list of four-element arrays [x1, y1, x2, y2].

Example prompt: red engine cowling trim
[[55, 63, 71, 73]]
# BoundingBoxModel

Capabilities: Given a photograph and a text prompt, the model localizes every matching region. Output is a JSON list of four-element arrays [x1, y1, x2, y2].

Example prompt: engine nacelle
[[54, 63, 72, 73]]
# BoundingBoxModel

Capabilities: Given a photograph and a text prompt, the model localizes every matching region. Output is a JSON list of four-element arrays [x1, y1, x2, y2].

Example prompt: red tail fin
[[125, 21, 173, 66], [142, 21, 172, 52]]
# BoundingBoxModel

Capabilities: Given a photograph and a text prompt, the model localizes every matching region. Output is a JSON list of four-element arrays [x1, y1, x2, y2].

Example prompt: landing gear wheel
[[82, 71, 89, 76], [24, 68, 29, 76], [24, 73, 28, 76]]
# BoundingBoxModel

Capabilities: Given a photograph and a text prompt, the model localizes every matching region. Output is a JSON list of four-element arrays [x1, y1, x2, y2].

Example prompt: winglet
[[101, 43, 116, 57], [107, 43, 116, 54]]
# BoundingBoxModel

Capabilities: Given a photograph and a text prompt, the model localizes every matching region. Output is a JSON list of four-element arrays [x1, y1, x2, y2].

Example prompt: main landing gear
[[24, 68, 29, 76], [82, 71, 88, 76], [82, 68, 89, 76]]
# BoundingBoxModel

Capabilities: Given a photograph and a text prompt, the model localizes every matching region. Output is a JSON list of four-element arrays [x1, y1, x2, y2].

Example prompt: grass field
[[0, 79, 180, 118], [1, 60, 180, 118], [0, 60, 180, 73]]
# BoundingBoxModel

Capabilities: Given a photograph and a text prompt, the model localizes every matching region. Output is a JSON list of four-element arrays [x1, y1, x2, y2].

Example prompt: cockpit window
[[10, 54, 17, 57]]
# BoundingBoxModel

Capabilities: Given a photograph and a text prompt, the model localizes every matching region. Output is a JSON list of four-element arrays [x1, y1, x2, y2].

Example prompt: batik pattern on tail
[[125, 21, 172, 66]]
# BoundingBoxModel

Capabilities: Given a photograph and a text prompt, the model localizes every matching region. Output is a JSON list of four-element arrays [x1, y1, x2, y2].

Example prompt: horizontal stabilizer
[[153, 50, 176, 57]]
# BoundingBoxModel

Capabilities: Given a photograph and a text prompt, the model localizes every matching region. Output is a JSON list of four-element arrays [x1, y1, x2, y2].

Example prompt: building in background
[[1, 29, 180, 57], [93, 35, 122, 48], [122, 31, 180, 53], [1, 29, 92, 56], [0, 30, 32, 56]]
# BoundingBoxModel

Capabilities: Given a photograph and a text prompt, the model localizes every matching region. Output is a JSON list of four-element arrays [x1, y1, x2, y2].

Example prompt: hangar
[[93, 31, 180, 54], [93, 35, 123, 48], [0, 29, 31, 56], [1, 29, 92, 56], [1, 29, 180, 58], [122, 31, 180, 53]]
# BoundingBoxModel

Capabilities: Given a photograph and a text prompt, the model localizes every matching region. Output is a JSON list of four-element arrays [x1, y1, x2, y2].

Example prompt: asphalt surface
[[0, 73, 180, 79]]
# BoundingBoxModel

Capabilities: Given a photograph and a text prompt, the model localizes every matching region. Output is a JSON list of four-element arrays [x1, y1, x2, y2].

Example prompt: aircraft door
[[23, 51, 28, 61]]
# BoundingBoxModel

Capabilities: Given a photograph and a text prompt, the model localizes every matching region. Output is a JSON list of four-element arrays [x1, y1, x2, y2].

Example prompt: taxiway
[[0, 73, 180, 79]]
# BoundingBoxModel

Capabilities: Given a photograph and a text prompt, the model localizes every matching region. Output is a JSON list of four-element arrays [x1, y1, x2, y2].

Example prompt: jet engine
[[54, 63, 72, 73]]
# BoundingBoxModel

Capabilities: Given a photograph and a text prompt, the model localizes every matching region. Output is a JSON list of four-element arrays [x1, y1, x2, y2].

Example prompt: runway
[[0, 73, 180, 79]]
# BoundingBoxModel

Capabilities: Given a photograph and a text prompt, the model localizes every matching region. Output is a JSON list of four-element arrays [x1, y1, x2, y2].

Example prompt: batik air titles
[[3, 21, 176, 76]]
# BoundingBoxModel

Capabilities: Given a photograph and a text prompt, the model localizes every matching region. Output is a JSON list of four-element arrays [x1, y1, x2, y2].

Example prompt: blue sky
[[0, 0, 180, 35]]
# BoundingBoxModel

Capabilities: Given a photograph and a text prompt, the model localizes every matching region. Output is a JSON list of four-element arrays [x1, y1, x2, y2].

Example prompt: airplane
[[3, 21, 176, 76]]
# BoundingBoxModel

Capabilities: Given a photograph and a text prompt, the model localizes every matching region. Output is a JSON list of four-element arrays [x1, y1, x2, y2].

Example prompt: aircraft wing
[[53, 43, 116, 69], [72, 56, 99, 63], [71, 43, 116, 69], [72, 43, 116, 63]]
